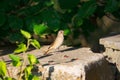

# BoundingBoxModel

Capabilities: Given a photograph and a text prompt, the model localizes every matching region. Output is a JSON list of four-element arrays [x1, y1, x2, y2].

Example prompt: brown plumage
[[44, 30, 64, 55]]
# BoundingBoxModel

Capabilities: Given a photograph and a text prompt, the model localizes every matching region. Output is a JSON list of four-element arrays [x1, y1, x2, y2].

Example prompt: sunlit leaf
[[64, 28, 71, 36], [14, 43, 27, 53], [25, 65, 33, 80], [27, 54, 39, 65], [20, 29, 31, 39], [9, 54, 21, 67], [30, 39, 40, 49], [32, 75, 41, 80], [25, 66, 33, 76], [33, 23, 48, 35], [0, 61, 7, 76]]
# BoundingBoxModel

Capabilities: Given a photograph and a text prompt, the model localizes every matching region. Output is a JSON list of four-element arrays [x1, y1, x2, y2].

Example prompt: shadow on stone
[[37, 54, 53, 59], [46, 66, 54, 80], [91, 44, 106, 53]]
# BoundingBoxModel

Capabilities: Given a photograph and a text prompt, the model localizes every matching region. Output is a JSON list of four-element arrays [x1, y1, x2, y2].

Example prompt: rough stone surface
[[100, 34, 120, 50], [100, 34, 120, 80], [1, 46, 114, 80]]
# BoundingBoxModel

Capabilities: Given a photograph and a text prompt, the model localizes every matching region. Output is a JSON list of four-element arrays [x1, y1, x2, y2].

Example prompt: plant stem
[[18, 39, 30, 80], [18, 52, 26, 80]]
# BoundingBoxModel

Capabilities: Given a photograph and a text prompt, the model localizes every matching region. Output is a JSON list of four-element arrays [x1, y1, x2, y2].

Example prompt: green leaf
[[0, 61, 7, 76], [9, 54, 21, 67], [25, 66, 33, 76], [40, 9, 60, 30], [104, 0, 119, 13], [33, 23, 48, 35], [30, 39, 40, 49], [64, 28, 71, 36], [4, 77, 12, 80], [77, 0, 97, 19], [32, 75, 40, 80], [20, 29, 31, 39], [73, 0, 97, 27], [25, 66, 33, 80], [14, 43, 27, 53], [27, 54, 39, 65]]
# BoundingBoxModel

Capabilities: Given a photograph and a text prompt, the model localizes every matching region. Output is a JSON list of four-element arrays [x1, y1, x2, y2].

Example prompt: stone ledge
[[100, 34, 120, 50], [100, 34, 120, 80], [38, 48, 114, 80], [5, 47, 114, 80]]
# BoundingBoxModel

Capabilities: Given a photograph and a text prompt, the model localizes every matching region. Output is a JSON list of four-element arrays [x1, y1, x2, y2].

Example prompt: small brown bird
[[44, 30, 64, 55]]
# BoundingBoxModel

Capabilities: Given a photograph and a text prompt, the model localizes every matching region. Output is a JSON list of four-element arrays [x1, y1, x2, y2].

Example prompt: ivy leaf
[[30, 39, 40, 49], [14, 43, 27, 53], [33, 23, 48, 35], [27, 54, 39, 65], [9, 54, 21, 67], [20, 29, 31, 39], [0, 61, 7, 76]]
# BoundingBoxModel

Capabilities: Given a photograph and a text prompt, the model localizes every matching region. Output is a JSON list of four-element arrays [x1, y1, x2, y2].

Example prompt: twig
[[18, 52, 27, 80]]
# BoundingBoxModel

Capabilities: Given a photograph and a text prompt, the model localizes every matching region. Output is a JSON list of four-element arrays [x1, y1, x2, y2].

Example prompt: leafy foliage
[[4, 30, 41, 80], [14, 30, 40, 54], [0, 0, 119, 44]]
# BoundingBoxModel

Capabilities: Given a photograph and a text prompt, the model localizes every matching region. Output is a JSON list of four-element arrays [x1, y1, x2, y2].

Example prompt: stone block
[[38, 47, 114, 80], [100, 34, 120, 50], [3, 47, 114, 80], [100, 34, 120, 80]]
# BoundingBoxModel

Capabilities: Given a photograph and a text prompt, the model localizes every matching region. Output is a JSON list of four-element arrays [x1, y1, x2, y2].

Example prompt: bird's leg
[[44, 48, 52, 55]]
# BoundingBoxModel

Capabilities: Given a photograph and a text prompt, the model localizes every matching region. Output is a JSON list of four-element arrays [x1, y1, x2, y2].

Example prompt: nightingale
[[44, 30, 64, 55]]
